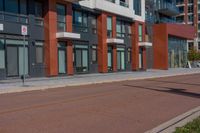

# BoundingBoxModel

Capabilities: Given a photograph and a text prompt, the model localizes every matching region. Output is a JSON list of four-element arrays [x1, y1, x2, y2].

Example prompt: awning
[[107, 38, 124, 44], [139, 42, 152, 47], [56, 32, 81, 39]]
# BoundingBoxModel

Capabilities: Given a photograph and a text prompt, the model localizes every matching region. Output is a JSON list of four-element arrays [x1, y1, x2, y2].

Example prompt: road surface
[[0, 74, 199, 133]]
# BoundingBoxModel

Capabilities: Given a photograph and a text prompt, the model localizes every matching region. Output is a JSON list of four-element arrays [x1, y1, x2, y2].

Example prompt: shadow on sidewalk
[[147, 78, 200, 86], [123, 85, 200, 99]]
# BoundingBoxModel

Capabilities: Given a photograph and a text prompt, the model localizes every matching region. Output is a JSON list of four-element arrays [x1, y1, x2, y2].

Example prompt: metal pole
[[23, 35, 25, 86]]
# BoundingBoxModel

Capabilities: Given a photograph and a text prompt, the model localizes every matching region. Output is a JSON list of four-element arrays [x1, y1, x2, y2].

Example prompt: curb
[[145, 106, 200, 133]]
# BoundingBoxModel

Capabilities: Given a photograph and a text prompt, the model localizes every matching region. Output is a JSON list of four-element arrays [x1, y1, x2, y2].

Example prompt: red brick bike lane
[[0, 74, 199, 133]]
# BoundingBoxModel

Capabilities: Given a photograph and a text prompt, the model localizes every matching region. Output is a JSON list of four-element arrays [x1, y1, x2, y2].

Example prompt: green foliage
[[174, 117, 200, 133], [188, 50, 200, 61]]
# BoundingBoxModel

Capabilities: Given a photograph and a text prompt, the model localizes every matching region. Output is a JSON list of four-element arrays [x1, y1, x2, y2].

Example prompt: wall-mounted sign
[[0, 24, 3, 31], [21, 25, 28, 36]]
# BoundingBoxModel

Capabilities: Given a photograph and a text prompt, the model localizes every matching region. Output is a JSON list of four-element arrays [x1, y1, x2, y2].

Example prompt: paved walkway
[[0, 68, 200, 94]]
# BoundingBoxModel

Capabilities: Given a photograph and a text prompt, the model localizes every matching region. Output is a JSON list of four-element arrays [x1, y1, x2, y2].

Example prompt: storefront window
[[0, 39, 5, 69], [57, 4, 66, 32], [35, 42, 44, 64]]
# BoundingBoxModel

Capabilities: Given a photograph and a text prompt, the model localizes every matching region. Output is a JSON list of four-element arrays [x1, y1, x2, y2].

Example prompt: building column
[[112, 16, 117, 72], [131, 21, 139, 71], [97, 13, 108, 73], [44, 0, 58, 77], [113, 46, 117, 72], [66, 41, 74, 75], [66, 3, 74, 75]]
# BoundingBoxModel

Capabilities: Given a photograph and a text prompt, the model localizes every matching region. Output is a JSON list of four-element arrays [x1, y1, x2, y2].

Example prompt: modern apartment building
[[145, 0, 196, 69], [0, 0, 149, 79], [176, 0, 200, 51]]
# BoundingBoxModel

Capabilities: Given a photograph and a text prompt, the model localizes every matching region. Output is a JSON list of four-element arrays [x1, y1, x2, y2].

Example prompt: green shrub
[[174, 117, 200, 133], [188, 50, 200, 61]]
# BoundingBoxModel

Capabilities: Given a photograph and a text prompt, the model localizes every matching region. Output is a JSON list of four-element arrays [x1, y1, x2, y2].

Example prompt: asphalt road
[[0, 74, 199, 133]]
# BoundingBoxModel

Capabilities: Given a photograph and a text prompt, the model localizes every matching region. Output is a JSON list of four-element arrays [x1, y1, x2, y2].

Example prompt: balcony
[[157, 2, 180, 16]]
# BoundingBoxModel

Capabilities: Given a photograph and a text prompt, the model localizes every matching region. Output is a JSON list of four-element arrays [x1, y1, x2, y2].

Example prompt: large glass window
[[107, 16, 112, 38], [134, 0, 141, 16], [5, 0, 19, 13], [116, 20, 125, 37], [20, 0, 27, 15], [0, 39, 5, 69], [91, 15, 97, 34], [35, 1, 44, 26], [57, 4, 66, 32], [35, 1, 43, 17], [74, 45, 89, 73], [73, 10, 88, 32], [35, 42, 44, 64], [138, 24, 143, 42], [0, 0, 3, 11]]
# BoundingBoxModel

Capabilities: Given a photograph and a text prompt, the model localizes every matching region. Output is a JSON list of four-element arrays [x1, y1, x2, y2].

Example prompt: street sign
[[21, 25, 28, 86], [21, 25, 28, 36]]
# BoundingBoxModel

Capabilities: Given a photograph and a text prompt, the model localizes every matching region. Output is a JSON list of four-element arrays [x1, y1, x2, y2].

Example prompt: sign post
[[21, 25, 28, 86]]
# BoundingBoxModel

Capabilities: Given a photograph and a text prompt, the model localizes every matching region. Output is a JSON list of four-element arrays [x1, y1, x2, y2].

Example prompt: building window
[[127, 48, 131, 63], [91, 15, 97, 34], [35, 41, 44, 64], [35, 1, 44, 26], [107, 16, 113, 38], [134, 0, 141, 16], [127, 24, 132, 38], [73, 10, 88, 32], [0, 39, 5, 69], [5, 0, 19, 14], [57, 4, 66, 32], [188, 42, 194, 50], [116, 20, 125, 38], [92, 45, 97, 63], [0, 0, 3, 11], [20, 0, 27, 15], [138, 24, 143, 42], [198, 42, 200, 50]]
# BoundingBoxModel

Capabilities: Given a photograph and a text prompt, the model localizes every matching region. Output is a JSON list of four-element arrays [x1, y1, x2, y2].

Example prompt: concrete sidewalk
[[0, 68, 200, 94]]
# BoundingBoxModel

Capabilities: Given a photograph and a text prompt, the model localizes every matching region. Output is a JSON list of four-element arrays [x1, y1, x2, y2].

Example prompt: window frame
[[56, 3, 66, 32]]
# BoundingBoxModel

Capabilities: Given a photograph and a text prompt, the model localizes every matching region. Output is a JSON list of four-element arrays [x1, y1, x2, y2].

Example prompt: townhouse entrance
[[6, 39, 29, 77], [117, 47, 125, 71], [58, 43, 66, 74], [74, 45, 89, 73], [107, 46, 113, 72], [139, 48, 143, 69]]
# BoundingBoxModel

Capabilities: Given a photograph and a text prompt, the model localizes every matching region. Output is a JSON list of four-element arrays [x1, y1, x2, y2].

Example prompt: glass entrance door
[[58, 49, 66, 74], [7, 46, 29, 77], [139, 48, 143, 69], [74, 45, 89, 73], [117, 48, 125, 71], [108, 46, 113, 72]]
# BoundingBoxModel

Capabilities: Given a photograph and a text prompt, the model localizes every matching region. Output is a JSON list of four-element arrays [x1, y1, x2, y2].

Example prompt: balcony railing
[[157, 2, 180, 16], [0, 11, 28, 24]]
